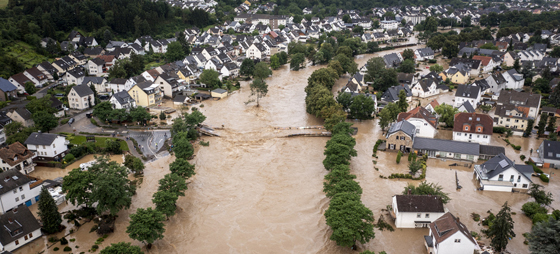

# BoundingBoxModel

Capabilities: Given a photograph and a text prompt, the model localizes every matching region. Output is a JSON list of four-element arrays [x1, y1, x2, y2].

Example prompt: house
[[62, 68, 85, 85], [440, 65, 469, 84], [473, 153, 533, 192], [381, 84, 412, 103], [107, 78, 134, 93], [173, 95, 189, 105], [110, 91, 136, 110], [472, 79, 491, 95], [0, 112, 12, 145], [502, 69, 525, 90], [0, 204, 42, 252], [68, 85, 95, 110], [221, 62, 240, 77], [0, 170, 43, 213], [413, 138, 481, 162], [0, 143, 35, 175], [383, 53, 403, 68], [390, 195, 446, 228], [533, 140, 560, 168], [425, 99, 439, 115], [211, 89, 228, 99], [82, 77, 107, 94], [7, 73, 29, 94], [85, 58, 106, 77], [24, 132, 68, 161], [36, 62, 57, 81], [246, 43, 267, 59], [128, 82, 162, 107], [453, 112, 493, 145], [485, 71, 508, 95], [424, 212, 480, 254], [154, 73, 182, 98], [457, 101, 475, 113], [0, 79, 18, 101], [397, 106, 437, 138], [69, 51, 88, 66], [411, 79, 439, 98], [6, 109, 33, 128], [449, 58, 481, 77], [49, 97, 65, 118], [415, 47, 435, 61], [496, 90, 541, 119], [453, 84, 481, 108], [380, 19, 399, 30], [472, 55, 495, 73], [385, 120, 415, 153], [494, 104, 530, 134], [23, 67, 48, 87]]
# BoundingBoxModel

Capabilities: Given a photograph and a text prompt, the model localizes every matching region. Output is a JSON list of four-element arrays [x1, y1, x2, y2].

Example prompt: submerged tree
[[100, 242, 144, 254], [325, 193, 375, 248], [127, 207, 166, 249], [248, 78, 268, 106], [37, 187, 62, 234], [487, 202, 516, 252]]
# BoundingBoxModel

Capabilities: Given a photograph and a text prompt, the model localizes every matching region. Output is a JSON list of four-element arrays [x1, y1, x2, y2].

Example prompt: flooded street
[[16, 49, 547, 254]]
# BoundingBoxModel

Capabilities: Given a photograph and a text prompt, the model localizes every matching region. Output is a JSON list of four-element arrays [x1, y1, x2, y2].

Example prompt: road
[[127, 130, 171, 159]]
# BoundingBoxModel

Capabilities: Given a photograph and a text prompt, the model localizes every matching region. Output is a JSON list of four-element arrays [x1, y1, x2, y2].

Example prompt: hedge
[[493, 127, 507, 134], [525, 161, 544, 174], [540, 174, 549, 182], [373, 139, 383, 154], [396, 151, 402, 164]]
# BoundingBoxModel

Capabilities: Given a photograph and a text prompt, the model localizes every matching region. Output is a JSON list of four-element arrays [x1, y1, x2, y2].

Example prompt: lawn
[[5, 41, 53, 69], [0, 0, 8, 9], [68, 135, 129, 151]]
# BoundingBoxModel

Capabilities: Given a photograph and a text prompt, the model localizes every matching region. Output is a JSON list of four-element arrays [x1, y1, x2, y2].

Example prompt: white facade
[[26, 135, 68, 160], [411, 81, 439, 98], [453, 93, 481, 108], [427, 226, 478, 254], [0, 183, 41, 214], [246, 44, 264, 59], [380, 20, 399, 30], [1, 227, 41, 252], [85, 60, 105, 77], [391, 196, 446, 228], [452, 131, 491, 145], [408, 118, 436, 138]]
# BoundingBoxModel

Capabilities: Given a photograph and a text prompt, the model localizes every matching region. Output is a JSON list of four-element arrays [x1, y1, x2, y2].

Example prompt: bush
[[373, 139, 383, 154], [90, 118, 98, 126], [522, 202, 548, 218], [526, 161, 544, 174], [63, 246, 72, 252], [396, 151, 402, 164], [48, 236, 59, 242], [54, 247, 60, 251], [428, 59, 437, 63], [493, 127, 507, 133], [532, 213, 550, 224], [64, 154, 75, 163], [520, 155, 526, 161], [471, 213, 480, 222], [61, 118, 70, 124], [60, 237, 68, 245], [26, 96, 37, 100], [540, 174, 549, 182]]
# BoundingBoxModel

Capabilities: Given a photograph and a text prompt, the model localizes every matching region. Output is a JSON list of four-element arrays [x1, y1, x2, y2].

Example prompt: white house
[[414, 47, 435, 61], [0, 171, 43, 214], [425, 212, 480, 254], [110, 91, 136, 109], [473, 153, 534, 192], [453, 113, 493, 145], [24, 132, 69, 161], [453, 84, 481, 108], [0, 204, 42, 252], [107, 78, 134, 93], [380, 19, 399, 30], [485, 71, 508, 95], [246, 43, 267, 59], [0, 142, 35, 175], [503, 69, 525, 90], [397, 106, 437, 138], [411, 79, 439, 98], [62, 68, 85, 85], [67, 85, 95, 110], [391, 195, 446, 228], [85, 58, 106, 77]]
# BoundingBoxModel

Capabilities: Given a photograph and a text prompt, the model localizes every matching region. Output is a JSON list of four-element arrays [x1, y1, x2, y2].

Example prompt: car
[[68, 118, 75, 124], [55, 93, 65, 97], [98, 95, 110, 100]]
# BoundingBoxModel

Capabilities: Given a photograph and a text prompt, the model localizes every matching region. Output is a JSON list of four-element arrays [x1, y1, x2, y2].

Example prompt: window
[[417, 213, 421, 218], [465, 126, 469, 130], [483, 135, 488, 138], [454, 239, 461, 243], [15, 240, 19, 245], [29, 233, 33, 237], [425, 213, 430, 218], [53, 144, 55, 148], [518, 175, 521, 182], [456, 133, 460, 136], [24, 235, 28, 240], [416, 129, 420, 133], [21, 194, 25, 199], [15, 197, 19, 202], [523, 184, 528, 188], [19, 187, 23, 191], [395, 136, 399, 140], [509, 175, 514, 182], [401, 136, 405, 140], [498, 174, 504, 181], [13, 190, 17, 194]]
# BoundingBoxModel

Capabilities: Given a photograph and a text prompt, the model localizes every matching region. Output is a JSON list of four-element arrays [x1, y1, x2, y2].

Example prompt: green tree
[[480, 42, 499, 50], [307, 68, 338, 91], [342, 14, 351, 23], [129, 106, 151, 123], [434, 103, 458, 127], [408, 159, 423, 175], [398, 59, 415, 73], [442, 40, 459, 58], [524, 119, 535, 137], [176, 32, 191, 55], [538, 114, 548, 136], [152, 190, 178, 219], [424, 17, 438, 32], [32, 111, 58, 132], [6, 125, 37, 144], [199, 69, 221, 89], [249, 78, 268, 107], [546, 116, 556, 132], [24, 82, 36, 95], [165, 41, 186, 62], [323, 165, 355, 195], [375, 68, 399, 92], [62, 169, 96, 208], [124, 155, 145, 173], [37, 187, 62, 234], [253, 62, 272, 80], [336, 46, 353, 58], [403, 181, 450, 204], [325, 193, 375, 248], [105, 139, 122, 154], [277, 52, 288, 65], [522, 202, 548, 219], [529, 184, 554, 206], [365, 57, 385, 82], [487, 202, 516, 253], [169, 158, 196, 179], [172, 132, 194, 159], [100, 242, 144, 254], [270, 54, 280, 70], [378, 103, 400, 130], [325, 178, 362, 198], [290, 53, 305, 70], [336, 92, 353, 111], [402, 49, 414, 60], [126, 207, 166, 249], [528, 217, 560, 253], [349, 94, 375, 119], [159, 111, 166, 120], [240, 58, 255, 76], [550, 46, 560, 58], [184, 109, 206, 128], [305, 86, 337, 117], [158, 173, 188, 197], [513, 58, 521, 72], [26, 94, 57, 114], [328, 60, 344, 77], [333, 54, 358, 75], [429, 64, 444, 73], [397, 90, 409, 112]]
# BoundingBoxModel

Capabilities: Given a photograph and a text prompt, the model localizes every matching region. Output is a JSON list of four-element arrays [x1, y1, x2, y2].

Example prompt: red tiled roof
[[472, 55, 492, 66], [397, 106, 437, 128], [428, 99, 439, 108], [429, 212, 478, 246], [453, 112, 493, 135]]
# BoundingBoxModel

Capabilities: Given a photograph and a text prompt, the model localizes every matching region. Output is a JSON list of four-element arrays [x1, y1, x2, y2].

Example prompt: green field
[[68, 135, 130, 151], [0, 0, 9, 9], [5, 42, 52, 69]]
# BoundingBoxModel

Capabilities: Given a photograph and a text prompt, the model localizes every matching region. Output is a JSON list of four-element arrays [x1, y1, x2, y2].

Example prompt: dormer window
[[465, 126, 469, 130]]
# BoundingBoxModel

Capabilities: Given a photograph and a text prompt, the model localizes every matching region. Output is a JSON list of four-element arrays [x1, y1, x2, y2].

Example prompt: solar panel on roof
[[499, 159, 509, 168]]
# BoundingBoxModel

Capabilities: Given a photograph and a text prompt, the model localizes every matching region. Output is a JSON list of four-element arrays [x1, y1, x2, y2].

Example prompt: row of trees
[[93, 102, 153, 124], [305, 67, 346, 130]]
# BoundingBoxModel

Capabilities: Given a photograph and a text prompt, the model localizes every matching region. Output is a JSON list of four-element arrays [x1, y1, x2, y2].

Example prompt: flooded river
[[17, 48, 548, 254]]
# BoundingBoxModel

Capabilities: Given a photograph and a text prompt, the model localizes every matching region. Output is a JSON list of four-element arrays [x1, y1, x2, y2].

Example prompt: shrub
[[64, 154, 75, 163], [373, 139, 383, 154], [471, 213, 480, 222], [540, 174, 550, 182], [48, 236, 59, 242], [522, 202, 548, 218], [90, 118, 98, 126], [61, 118, 70, 124], [54, 247, 60, 251], [70, 238, 76, 242], [493, 127, 507, 133], [63, 246, 72, 252], [60, 237, 68, 245], [532, 213, 550, 224], [428, 59, 437, 63], [525, 161, 544, 174], [520, 155, 526, 161], [396, 151, 402, 164], [199, 141, 210, 146], [27, 96, 37, 100]]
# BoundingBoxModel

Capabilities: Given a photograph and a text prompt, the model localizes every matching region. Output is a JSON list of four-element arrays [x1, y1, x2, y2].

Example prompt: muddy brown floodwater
[[17, 48, 546, 254]]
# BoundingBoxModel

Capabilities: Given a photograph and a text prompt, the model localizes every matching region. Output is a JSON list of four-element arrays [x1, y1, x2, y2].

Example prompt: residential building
[[485, 71, 508, 95], [62, 68, 85, 85], [502, 69, 525, 90], [413, 138, 481, 162], [496, 90, 541, 119], [440, 65, 469, 84], [453, 84, 481, 108], [110, 91, 136, 110], [0, 112, 12, 145], [82, 77, 107, 94], [425, 99, 439, 115], [155, 73, 183, 98], [494, 104, 529, 134], [381, 84, 412, 103], [385, 120, 416, 153], [457, 101, 475, 113], [246, 43, 267, 59], [453, 113, 493, 145], [211, 89, 228, 99], [390, 195, 446, 228], [473, 153, 533, 192], [128, 81, 163, 107], [22, 67, 48, 87], [0, 205, 42, 252], [380, 19, 399, 30], [0, 143, 35, 175], [6, 109, 33, 128], [24, 132, 69, 161], [411, 79, 439, 98], [414, 47, 435, 61], [107, 78, 134, 93], [383, 53, 403, 68], [0, 170, 43, 213], [0, 79, 18, 101], [68, 85, 95, 110], [424, 212, 480, 254], [533, 140, 560, 168], [85, 58, 106, 77], [397, 106, 437, 138], [472, 55, 496, 73], [7, 74, 28, 94], [449, 58, 481, 77], [233, 14, 293, 29]]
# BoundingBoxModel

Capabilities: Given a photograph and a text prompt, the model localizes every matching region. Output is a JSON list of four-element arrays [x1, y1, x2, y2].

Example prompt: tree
[[105, 139, 123, 154], [333, 54, 358, 75], [270, 55, 280, 70], [424, 17, 438, 32], [529, 184, 554, 206], [185, 109, 206, 129], [328, 60, 344, 77], [129, 106, 151, 123], [172, 132, 194, 159], [165, 41, 185, 62], [402, 49, 414, 60], [249, 78, 268, 106], [435, 103, 458, 127], [277, 52, 288, 65], [158, 173, 188, 197], [26, 95, 57, 114], [199, 69, 221, 89], [325, 179, 362, 198], [290, 53, 305, 70], [62, 169, 96, 208], [32, 111, 58, 132], [169, 158, 196, 179], [124, 155, 145, 173], [375, 68, 399, 92], [24, 82, 36, 95], [378, 103, 400, 130], [240, 58, 255, 76], [538, 114, 548, 136], [546, 116, 556, 133], [429, 64, 444, 73], [152, 190, 178, 219], [176, 32, 191, 56], [100, 242, 144, 254], [37, 187, 62, 234], [513, 58, 521, 72], [342, 14, 351, 23], [408, 159, 423, 175], [528, 217, 560, 253], [365, 57, 385, 82], [550, 46, 560, 58], [323, 165, 355, 195], [550, 87, 560, 108], [336, 46, 353, 58], [159, 111, 166, 120], [524, 119, 535, 137], [325, 193, 375, 248], [398, 59, 415, 73], [442, 40, 459, 58], [253, 62, 271, 80], [522, 202, 548, 219], [126, 207, 166, 249], [487, 202, 516, 253], [336, 92, 353, 111], [403, 181, 450, 204], [397, 90, 408, 112], [480, 42, 499, 50], [349, 94, 375, 119]]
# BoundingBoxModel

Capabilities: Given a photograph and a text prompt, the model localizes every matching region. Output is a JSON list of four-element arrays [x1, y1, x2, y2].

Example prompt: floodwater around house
[[16, 49, 551, 254]]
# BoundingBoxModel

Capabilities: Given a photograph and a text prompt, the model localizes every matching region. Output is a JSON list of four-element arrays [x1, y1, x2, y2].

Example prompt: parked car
[[98, 94, 110, 100], [68, 118, 75, 124]]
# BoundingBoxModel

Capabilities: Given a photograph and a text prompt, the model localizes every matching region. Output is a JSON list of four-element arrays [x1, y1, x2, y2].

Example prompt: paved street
[[127, 130, 171, 159]]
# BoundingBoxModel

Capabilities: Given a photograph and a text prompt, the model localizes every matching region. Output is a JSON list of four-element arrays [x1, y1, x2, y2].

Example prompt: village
[[0, 0, 559, 253]]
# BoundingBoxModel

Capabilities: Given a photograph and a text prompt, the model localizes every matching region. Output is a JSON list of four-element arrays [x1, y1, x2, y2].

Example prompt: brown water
[[16, 49, 543, 254]]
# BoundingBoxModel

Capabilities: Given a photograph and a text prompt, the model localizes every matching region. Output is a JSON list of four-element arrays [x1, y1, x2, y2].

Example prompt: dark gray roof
[[541, 140, 560, 160], [413, 138, 479, 155], [395, 195, 445, 213], [479, 145, 505, 157], [82, 77, 105, 86], [111, 91, 134, 105], [455, 84, 480, 99], [66, 68, 85, 79], [449, 57, 481, 70], [14, 108, 32, 121], [0, 171, 31, 196], [506, 69, 524, 81], [212, 88, 227, 94], [24, 132, 59, 146], [473, 79, 490, 91], [387, 120, 415, 137], [174, 95, 187, 103], [458, 101, 475, 113], [71, 85, 94, 97], [416, 47, 434, 57], [0, 205, 41, 246], [382, 84, 412, 102], [383, 53, 402, 68], [476, 153, 533, 182]]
